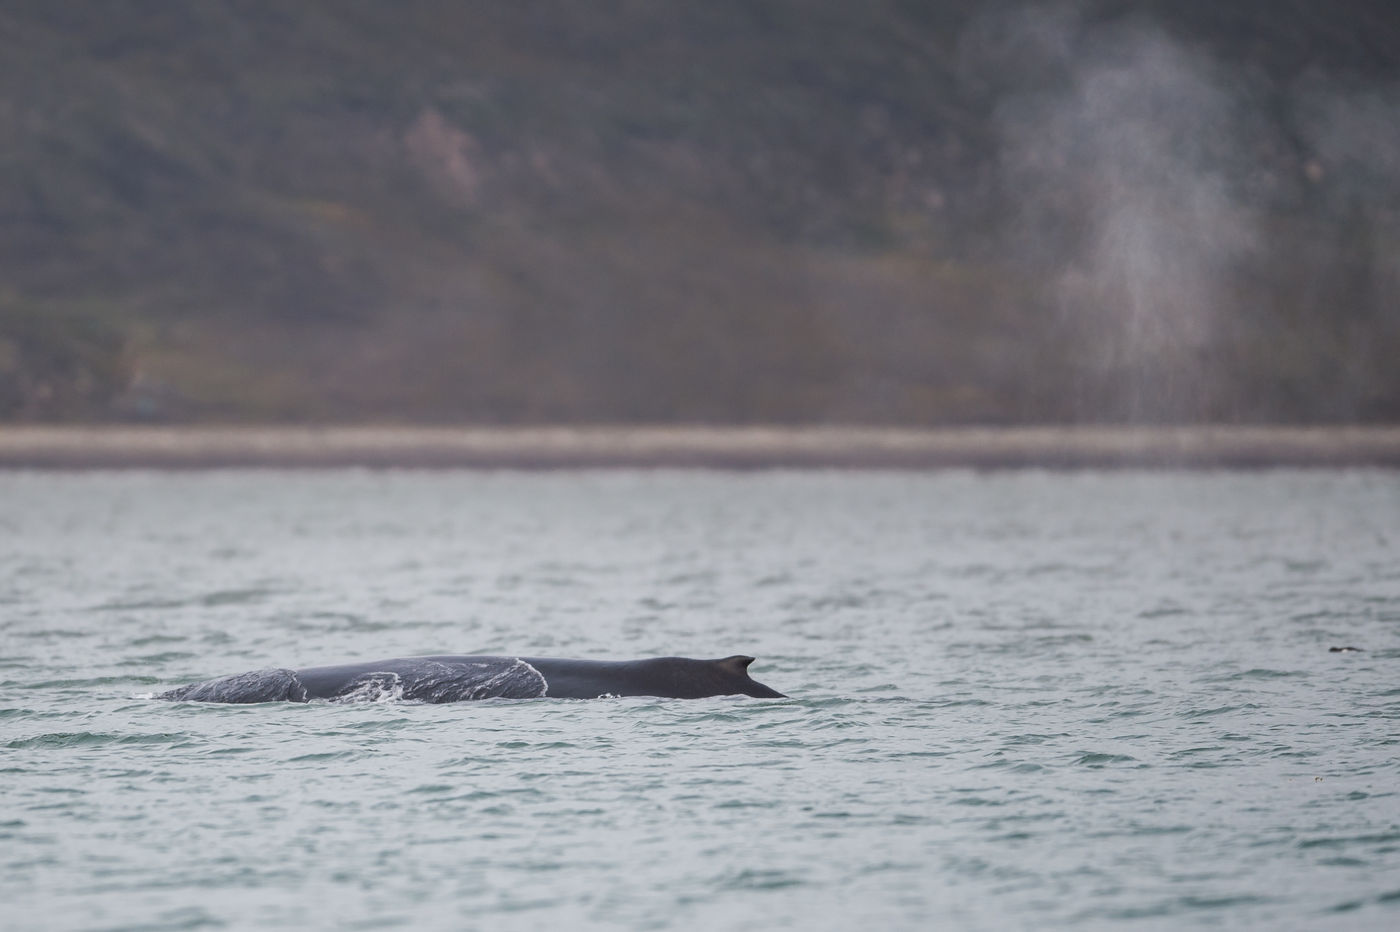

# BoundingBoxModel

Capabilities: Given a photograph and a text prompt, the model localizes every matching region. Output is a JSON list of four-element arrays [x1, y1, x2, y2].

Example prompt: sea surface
[[2, 469, 1398, 931]]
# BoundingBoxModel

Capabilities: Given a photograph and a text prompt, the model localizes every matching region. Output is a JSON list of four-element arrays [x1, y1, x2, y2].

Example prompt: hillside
[[2, 0, 1399, 423]]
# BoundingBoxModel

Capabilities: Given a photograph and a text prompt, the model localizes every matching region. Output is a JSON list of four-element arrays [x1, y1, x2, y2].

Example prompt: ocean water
[[2, 469, 1398, 931]]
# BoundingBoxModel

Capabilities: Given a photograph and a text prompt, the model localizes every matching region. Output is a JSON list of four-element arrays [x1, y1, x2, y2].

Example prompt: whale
[[156, 654, 786, 703]]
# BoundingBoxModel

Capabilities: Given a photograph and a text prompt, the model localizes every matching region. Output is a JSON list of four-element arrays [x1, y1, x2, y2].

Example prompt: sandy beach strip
[[1, 425, 1399, 469]]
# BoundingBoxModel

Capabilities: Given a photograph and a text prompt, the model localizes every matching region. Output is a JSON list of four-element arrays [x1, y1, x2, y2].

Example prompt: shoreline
[[2, 425, 1400, 469]]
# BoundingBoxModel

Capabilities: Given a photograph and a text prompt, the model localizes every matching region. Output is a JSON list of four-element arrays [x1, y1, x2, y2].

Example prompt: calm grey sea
[[2, 469, 1398, 931]]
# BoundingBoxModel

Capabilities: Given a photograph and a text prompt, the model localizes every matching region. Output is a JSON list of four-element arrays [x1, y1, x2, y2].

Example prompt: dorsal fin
[[714, 655, 756, 677]]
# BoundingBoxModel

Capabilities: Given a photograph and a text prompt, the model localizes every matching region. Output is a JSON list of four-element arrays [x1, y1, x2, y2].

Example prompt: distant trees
[[0, 302, 130, 419], [0, 1, 1397, 424]]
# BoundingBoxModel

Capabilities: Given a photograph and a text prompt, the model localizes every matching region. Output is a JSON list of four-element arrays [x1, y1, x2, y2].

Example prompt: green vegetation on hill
[[2, 1, 1398, 423]]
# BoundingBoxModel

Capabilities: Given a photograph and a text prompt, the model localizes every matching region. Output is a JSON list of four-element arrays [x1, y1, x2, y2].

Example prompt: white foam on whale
[[322, 657, 547, 703], [503, 658, 549, 699], [328, 671, 405, 704]]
